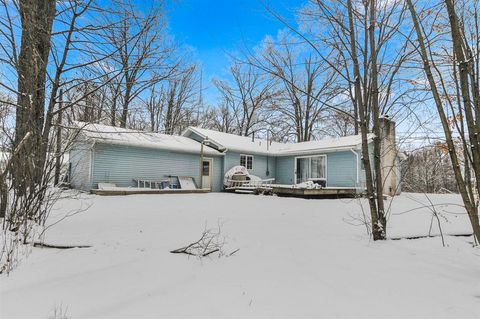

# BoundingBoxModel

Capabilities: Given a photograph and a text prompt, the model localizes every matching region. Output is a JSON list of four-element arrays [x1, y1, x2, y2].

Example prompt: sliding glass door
[[295, 156, 326, 184], [296, 158, 310, 184]]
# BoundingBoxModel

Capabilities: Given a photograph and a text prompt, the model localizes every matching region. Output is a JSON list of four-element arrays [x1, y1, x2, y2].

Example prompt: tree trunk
[[54, 89, 63, 186], [12, 0, 56, 193], [347, 0, 384, 240], [368, 0, 386, 233], [120, 84, 131, 128]]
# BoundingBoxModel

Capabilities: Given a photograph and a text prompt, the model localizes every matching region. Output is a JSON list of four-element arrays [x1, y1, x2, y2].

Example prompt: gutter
[[89, 139, 96, 190], [276, 145, 362, 157]]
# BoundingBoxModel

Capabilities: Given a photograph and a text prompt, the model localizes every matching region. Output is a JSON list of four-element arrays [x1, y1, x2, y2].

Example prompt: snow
[[73, 122, 221, 156], [0, 151, 7, 168], [70, 123, 373, 158], [0, 151, 69, 167], [275, 133, 375, 155], [185, 126, 375, 156], [185, 126, 285, 155], [1, 192, 480, 318]]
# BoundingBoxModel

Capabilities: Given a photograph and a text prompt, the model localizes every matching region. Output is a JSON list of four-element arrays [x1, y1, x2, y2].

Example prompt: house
[[69, 117, 401, 195]]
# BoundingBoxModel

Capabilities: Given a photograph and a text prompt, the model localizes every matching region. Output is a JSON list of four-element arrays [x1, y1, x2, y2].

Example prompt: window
[[296, 156, 326, 184], [240, 154, 253, 170], [202, 161, 210, 176]]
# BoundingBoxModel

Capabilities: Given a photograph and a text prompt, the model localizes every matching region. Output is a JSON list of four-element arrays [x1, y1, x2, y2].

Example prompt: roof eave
[[276, 145, 362, 157], [91, 138, 224, 156], [184, 127, 227, 152]]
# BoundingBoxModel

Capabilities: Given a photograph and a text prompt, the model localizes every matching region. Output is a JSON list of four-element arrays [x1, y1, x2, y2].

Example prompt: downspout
[[266, 130, 270, 176], [90, 140, 96, 190], [200, 141, 204, 189]]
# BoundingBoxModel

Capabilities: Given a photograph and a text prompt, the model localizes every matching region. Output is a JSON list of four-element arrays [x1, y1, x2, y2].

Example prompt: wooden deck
[[91, 188, 210, 196], [271, 186, 361, 198]]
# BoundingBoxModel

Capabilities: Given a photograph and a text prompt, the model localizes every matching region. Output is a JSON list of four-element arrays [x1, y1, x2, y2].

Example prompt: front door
[[201, 158, 213, 190]]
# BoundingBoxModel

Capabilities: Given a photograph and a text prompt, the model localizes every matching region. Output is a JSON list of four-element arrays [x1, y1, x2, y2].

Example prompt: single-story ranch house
[[69, 117, 401, 195]]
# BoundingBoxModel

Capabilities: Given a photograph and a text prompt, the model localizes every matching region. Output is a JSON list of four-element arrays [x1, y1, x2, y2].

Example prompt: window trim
[[294, 154, 327, 184], [240, 154, 254, 170]]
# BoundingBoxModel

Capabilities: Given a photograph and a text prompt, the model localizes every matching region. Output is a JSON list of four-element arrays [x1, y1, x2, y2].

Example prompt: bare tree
[[407, 0, 480, 243], [107, 0, 176, 128], [258, 33, 338, 142], [402, 144, 457, 193], [213, 62, 276, 136], [163, 65, 198, 134], [258, 0, 413, 240], [0, 0, 124, 272], [141, 64, 199, 134], [320, 110, 356, 138], [11, 0, 56, 192]]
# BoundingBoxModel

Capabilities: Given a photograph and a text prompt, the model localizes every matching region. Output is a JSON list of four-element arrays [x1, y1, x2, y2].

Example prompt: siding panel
[[92, 143, 223, 192], [69, 141, 92, 190], [326, 151, 357, 187], [275, 151, 358, 187], [275, 156, 295, 184], [223, 151, 275, 180], [358, 143, 374, 189]]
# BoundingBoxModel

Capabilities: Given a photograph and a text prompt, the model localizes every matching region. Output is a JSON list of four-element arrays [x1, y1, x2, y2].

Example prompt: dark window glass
[[202, 161, 210, 176], [247, 156, 253, 169], [240, 155, 253, 169], [240, 156, 246, 167]]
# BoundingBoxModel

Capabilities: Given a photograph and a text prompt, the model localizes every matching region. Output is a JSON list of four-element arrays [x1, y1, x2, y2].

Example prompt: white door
[[201, 158, 213, 190]]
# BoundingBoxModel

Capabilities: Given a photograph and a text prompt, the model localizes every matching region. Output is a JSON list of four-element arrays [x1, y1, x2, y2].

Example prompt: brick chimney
[[379, 116, 399, 196]]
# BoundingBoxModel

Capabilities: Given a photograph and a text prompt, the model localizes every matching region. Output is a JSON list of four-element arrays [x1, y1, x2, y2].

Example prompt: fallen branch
[[170, 224, 238, 258], [228, 248, 240, 256], [33, 242, 92, 249], [390, 233, 473, 241], [202, 248, 219, 257]]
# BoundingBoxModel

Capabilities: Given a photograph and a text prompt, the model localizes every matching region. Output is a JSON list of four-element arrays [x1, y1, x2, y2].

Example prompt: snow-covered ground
[[1, 192, 479, 318]]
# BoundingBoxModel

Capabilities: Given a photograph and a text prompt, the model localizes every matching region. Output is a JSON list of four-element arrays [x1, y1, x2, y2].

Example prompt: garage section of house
[[69, 123, 224, 192]]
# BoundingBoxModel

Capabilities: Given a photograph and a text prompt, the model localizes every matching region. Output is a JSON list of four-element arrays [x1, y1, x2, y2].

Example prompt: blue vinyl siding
[[92, 143, 223, 192], [275, 156, 295, 184], [358, 143, 375, 189], [78, 139, 375, 192], [326, 151, 357, 187], [69, 140, 93, 191], [223, 151, 275, 180], [275, 150, 358, 187]]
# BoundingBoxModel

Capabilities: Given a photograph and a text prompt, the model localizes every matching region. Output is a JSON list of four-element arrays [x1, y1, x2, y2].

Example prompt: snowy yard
[[1, 192, 480, 318]]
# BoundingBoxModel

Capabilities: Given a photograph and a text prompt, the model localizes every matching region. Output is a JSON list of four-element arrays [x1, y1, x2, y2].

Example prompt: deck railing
[[225, 178, 275, 190]]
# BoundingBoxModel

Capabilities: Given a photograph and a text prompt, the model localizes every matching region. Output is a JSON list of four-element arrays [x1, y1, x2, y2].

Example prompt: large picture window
[[240, 154, 253, 170], [296, 156, 326, 184]]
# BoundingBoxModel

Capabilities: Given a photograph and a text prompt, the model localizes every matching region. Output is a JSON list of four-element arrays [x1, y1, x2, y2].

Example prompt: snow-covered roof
[[73, 122, 222, 156], [183, 127, 285, 155], [275, 134, 375, 156], [184, 126, 373, 156]]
